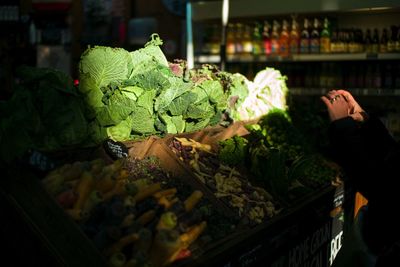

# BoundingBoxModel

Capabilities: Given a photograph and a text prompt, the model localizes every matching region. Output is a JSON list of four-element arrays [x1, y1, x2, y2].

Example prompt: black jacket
[[328, 115, 400, 260]]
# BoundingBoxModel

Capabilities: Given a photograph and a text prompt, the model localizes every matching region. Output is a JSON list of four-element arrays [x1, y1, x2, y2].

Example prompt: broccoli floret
[[218, 135, 248, 166]]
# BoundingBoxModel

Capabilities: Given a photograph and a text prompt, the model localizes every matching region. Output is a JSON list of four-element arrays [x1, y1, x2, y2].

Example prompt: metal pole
[[186, 0, 194, 69], [220, 0, 229, 71]]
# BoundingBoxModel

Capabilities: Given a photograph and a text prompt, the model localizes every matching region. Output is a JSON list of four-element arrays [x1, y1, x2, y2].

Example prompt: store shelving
[[195, 53, 400, 63], [290, 87, 400, 96]]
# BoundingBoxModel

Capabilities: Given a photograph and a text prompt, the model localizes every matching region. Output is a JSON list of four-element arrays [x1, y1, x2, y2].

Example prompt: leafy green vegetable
[[79, 46, 132, 96], [106, 115, 134, 141], [154, 77, 192, 112], [167, 92, 196, 116], [95, 89, 136, 126], [131, 106, 156, 134], [218, 135, 248, 166], [0, 66, 89, 163]]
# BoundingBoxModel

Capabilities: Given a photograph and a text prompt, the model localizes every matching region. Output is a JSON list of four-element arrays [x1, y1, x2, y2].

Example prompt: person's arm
[[321, 90, 399, 201], [329, 111, 398, 202]]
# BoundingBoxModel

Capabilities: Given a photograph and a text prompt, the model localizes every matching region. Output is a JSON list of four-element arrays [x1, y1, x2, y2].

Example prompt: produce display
[[169, 137, 280, 225], [42, 156, 237, 267], [1, 32, 343, 267], [0, 34, 288, 164]]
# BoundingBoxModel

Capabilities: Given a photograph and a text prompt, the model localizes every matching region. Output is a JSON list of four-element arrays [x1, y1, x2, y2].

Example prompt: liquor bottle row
[[226, 62, 400, 89], [200, 19, 400, 57], [0, 5, 19, 22]]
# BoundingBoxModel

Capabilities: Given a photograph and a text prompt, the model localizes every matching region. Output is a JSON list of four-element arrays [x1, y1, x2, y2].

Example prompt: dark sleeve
[[328, 115, 400, 202]]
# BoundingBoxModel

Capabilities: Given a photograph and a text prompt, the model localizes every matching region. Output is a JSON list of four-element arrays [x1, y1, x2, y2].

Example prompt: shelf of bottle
[[195, 53, 400, 64], [290, 87, 400, 96]]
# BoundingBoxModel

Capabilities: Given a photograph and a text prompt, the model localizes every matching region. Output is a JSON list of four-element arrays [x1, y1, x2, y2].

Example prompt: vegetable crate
[[190, 184, 352, 267], [145, 123, 354, 267]]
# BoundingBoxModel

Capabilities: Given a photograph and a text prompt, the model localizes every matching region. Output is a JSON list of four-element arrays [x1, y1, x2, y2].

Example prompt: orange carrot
[[133, 183, 162, 202], [95, 172, 116, 194], [184, 190, 203, 212], [136, 209, 156, 225], [180, 221, 207, 247], [153, 188, 177, 199], [148, 229, 182, 267], [73, 171, 94, 210]]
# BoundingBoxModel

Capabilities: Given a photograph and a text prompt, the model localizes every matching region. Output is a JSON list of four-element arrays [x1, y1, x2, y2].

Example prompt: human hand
[[335, 89, 366, 122], [321, 89, 366, 122], [321, 90, 351, 122]]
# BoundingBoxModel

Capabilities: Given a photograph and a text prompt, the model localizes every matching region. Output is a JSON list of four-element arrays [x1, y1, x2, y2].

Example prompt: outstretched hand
[[321, 89, 365, 122]]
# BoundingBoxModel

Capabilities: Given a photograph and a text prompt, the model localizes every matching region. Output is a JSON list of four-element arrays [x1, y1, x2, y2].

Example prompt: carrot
[[115, 169, 130, 180], [95, 172, 116, 194], [153, 188, 177, 199], [180, 221, 207, 247], [102, 180, 138, 201], [148, 229, 182, 267], [184, 190, 203, 212], [133, 183, 162, 202], [136, 209, 156, 225], [73, 171, 95, 210], [157, 196, 174, 209]]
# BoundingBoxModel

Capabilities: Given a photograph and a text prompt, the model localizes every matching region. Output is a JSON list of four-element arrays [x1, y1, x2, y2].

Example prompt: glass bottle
[[330, 30, 338, 53], [226, 23, 236, 55], [371, 28, 379, 54], [365, 29, 373, 53], [242, 24, 253, 55], [348, 29, 358, 53], [343, 30, 350, 53], [279, 19, 290, 57], [396, 26, 400, 52], [289, 17, 300, 55], [252, 22, 263, 55], [336, 30, 344, 53], [355, 29, 364, 53], [235, 23, 244, 54], [270, 20, 280, 56], [380, 28, 388, 53], [300, 18, 310, 54], [262, 21, 272, 56], [310, 18, 320, 53], [209, 24, 220, 55], [320, 17, 331, 53]]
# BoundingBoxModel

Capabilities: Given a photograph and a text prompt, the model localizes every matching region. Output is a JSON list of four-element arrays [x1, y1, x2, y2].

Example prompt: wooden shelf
[[290, 87, 400, 96], [195, 53, 400, 64]]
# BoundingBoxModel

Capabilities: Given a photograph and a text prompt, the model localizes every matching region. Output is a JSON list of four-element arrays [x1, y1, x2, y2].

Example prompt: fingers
[[335, 89, 354, 103], [349, 112, 364, 122], [320, 95, 332, 108]]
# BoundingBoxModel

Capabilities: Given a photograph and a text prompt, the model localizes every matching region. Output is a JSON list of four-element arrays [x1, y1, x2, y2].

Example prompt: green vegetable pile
[[226, 68, 289, 122], [0, 66, 89, 163], [217, 108, 341, 205], [0, 33, 292, 164], [79, 34, 228, 143], [218, 135, 248, 166]]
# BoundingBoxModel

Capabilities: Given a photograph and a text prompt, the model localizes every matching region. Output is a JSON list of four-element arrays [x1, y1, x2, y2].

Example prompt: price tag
[[28, 150, 56, 171], [103, 139, 129, 160]]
